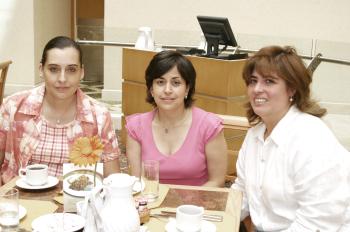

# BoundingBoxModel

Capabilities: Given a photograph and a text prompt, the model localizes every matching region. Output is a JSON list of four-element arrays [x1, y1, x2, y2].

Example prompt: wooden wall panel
[[187, 56, 246, 97], [122, 49, 155, 83], [77, 0, 104, 19], [122, 48, 247, 97], [122, 81, 152, 115]]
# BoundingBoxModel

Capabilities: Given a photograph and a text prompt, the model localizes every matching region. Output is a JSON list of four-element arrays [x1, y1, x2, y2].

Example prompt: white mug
[[176, 205, 204, 232], [18, 164, 48, 186]]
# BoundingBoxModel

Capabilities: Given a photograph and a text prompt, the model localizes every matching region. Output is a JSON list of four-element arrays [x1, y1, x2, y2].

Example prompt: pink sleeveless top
[[125, 107, 223, 186]]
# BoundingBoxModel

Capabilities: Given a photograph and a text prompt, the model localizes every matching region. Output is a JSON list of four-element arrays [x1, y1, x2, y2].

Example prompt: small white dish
[[63, 173, 103, 198], [19, 205, 26, 220], [16, 176, 59, 190], [165, 218, 216, 232], [32, 213, 85, 232], [133, 179, 145, 195]]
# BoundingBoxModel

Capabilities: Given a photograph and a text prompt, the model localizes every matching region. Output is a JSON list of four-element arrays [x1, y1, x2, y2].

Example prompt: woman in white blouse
[[232, 45, 350, 232]]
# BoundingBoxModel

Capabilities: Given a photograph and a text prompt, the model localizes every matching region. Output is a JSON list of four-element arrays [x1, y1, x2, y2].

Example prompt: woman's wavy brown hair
[[242, 45, 326, 125]]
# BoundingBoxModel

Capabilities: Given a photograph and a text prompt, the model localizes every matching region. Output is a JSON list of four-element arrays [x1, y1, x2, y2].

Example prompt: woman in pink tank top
[[126, 50, 227, 187]]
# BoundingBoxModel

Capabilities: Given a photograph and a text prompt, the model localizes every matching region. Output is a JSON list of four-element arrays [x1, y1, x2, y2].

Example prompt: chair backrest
[[217, 114, 250, 182], [0, 60, 12, 105]]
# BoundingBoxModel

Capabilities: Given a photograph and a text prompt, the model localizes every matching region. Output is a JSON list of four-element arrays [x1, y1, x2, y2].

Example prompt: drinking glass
[[0, 188, 19, 231], [141, 160, 159, 202]]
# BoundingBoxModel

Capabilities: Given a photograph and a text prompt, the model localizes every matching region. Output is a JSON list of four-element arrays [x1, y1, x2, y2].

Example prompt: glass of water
[[141, 160, 159, 202], [0, 188, 19, 231]]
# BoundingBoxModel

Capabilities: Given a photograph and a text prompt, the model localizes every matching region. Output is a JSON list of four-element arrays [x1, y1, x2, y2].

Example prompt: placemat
[[160, 188, 228, 211], [19, 199, 58, 231], [147, 184, 169, 209]]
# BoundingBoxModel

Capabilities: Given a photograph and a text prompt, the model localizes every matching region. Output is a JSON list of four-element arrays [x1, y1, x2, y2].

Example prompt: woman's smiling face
[[247, 70, 294, 125], [150, 65, 189, 111]]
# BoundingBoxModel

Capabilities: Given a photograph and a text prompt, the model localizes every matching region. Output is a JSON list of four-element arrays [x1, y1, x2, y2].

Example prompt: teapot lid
[[103, 173, 136, 187]]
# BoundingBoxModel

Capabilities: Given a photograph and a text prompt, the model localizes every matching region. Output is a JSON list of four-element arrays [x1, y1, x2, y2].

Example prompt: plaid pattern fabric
[[29, 119, 70, 177], [0, 85, 120, 184]]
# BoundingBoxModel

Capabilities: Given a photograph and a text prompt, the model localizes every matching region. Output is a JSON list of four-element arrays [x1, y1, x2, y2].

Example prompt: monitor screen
[[197, 16, 238, 56]]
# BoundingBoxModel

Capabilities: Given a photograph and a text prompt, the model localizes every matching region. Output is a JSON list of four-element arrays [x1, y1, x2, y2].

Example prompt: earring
[[185, 95, 188, 99], [289, 96, 293, 102]]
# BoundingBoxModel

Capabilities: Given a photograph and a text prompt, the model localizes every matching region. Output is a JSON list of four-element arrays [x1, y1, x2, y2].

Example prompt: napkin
[[19, 199, 58, 231]]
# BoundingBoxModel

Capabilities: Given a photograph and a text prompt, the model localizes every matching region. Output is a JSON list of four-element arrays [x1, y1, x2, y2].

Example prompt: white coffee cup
[[176, 204, 204, 232], [18, 164, 48, 186]]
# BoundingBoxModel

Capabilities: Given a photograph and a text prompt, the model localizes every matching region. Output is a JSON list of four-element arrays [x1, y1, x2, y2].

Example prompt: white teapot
[[87, 173, 140, 232]]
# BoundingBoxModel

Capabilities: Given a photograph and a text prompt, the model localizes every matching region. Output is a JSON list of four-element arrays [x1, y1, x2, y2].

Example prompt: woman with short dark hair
[[126, 50, 227, 187]]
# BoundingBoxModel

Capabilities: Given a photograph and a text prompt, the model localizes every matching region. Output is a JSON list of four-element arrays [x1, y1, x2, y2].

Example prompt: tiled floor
[[80, 80, 117, 105], [80, 80, 123, 130]]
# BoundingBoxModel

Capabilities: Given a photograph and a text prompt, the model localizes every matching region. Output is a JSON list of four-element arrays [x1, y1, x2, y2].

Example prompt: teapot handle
[[90, 184, 105, 200], [131, 176, 141, 185]]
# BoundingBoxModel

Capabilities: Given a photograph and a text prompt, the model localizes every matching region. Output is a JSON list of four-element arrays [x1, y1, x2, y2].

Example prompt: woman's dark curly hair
[[145, 50, 196, 108]]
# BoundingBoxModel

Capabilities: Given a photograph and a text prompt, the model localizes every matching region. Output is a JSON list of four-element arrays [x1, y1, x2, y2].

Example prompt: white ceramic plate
[[32, 213, 85, 232], [133, 179, 145, 195], [19, 205, 26, 220], [16, 176, 59, 190], [63, 170, 103, 197], [165, 218, 216, 232]]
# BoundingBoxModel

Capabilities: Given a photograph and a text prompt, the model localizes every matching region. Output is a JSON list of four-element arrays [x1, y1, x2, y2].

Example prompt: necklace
[[42, 98, 76, 125], [157, 109, 190, 134]]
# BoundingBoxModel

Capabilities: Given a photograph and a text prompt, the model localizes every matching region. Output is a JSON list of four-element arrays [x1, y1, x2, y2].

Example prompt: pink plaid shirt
[[0, 85, 120, 184]]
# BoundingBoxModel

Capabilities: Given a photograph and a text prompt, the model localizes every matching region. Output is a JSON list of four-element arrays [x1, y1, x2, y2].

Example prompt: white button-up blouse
[[232, 106, 350, 232]]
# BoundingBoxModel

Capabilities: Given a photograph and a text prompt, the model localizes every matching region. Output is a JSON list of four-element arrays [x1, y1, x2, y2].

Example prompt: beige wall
[[104, 0, 350, 114], [106, 0, 350, 41], [0, 0, 35, 92], [34, 0, 71, 84], [0, 0, 71, 95], [103, 0, 350, 149]]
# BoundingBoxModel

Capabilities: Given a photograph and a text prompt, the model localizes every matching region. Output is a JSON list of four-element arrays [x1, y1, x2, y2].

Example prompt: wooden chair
[[217, 114, 254, 232], [0, 60, 12, 105], [217, 114, 250, 182]]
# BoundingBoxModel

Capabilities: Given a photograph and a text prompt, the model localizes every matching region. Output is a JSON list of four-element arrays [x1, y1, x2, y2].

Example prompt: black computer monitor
[[197, 16, 238, 56]]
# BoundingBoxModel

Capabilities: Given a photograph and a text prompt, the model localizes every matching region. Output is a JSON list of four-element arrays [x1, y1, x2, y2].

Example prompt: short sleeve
[[202, 112, 224, 143], [0, 97, 12, 151], [125, 114, 143, 143], [99, 111, 120, 161]]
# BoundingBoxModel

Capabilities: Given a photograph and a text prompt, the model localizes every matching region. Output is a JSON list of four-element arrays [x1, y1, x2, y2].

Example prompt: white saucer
[[16, 176, 59, 190], [165, 218, 216, 232], [19, 205, 26, 220], [32, 213, 85, 232]]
